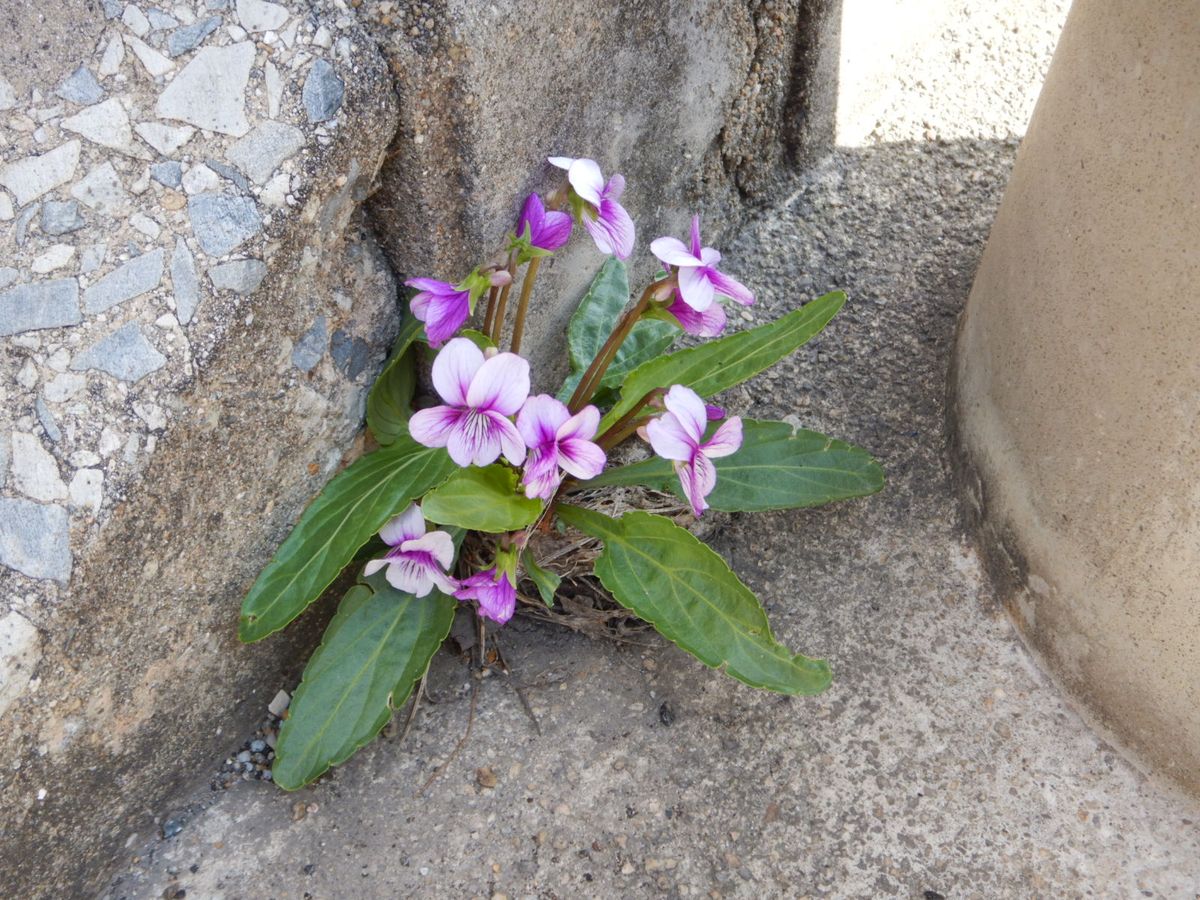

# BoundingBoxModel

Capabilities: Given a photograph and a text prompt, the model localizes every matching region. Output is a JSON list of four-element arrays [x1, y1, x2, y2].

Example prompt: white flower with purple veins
[[548, 156, 636, 261], [644, 385, 743, 517], [516, 395, 607, 499], [650, 215, 754, 312], [363, 503, 458, 597], [409, 338, 530, 467]]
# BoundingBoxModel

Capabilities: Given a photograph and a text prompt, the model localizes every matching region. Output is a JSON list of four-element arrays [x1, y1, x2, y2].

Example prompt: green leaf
[[238, 438, 457, 642], [367, 315, 424, 445], [522, 554, 561, 607], [271, 571, 456, 790], [459, 329, 496, 351], [421, 464, 542, 533], [556, 506, 832, 695], [582, 419, 884, 511], [598, 291, 846, 432]]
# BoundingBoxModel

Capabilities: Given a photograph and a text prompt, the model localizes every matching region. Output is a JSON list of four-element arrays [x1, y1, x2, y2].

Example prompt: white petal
[[567, 158, 605, 206], [431, 337, 484, 406]]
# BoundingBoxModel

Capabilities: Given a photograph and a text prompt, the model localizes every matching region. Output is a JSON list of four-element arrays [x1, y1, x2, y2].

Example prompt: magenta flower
[[665, 291, 727, 337], [548, 156, 635, 261], [643, 384, 743, 517], [455, 568, 517, 625], [409, 338, 530, 467], [362, 503, 458, 597], [649, 215, 754, 312], [404, 278, 472, 347], [516, 395, 607, 499], [516, 193, 572, 254]]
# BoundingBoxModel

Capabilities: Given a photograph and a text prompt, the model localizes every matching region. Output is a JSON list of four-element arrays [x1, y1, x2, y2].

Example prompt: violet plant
[[238, 157, 884, 789]]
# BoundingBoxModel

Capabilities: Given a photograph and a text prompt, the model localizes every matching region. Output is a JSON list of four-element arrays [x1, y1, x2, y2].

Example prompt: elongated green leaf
[[421, 464, 542, 533], [557, 506, 831, 694], [367, 315, 424, 445], [583, 419, 884, 511], [238, 438, 457, 642], [272, 571, 456, 789], [522, 554, 561, 607], [599, 291, 846, 432]]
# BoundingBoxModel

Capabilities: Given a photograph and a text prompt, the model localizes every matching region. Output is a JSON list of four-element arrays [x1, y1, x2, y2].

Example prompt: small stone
[[32, 245, 75, 274], [70, 450, 100, 467], [133, 400, 166, 429], [475, 767, 498, 789], [204, 159, 250, 193], [150, 161, 182, 188], [129, 212, 162, 239], [0, 75, 16, 111], [35, 399, 62, 442], [146, 8, 178, 30], [41, 200, 86, 236], [122, 4, 152, 36], [46, 348, 72, 372], [312, 25, 332, 49], [226, 121, 304, 185], [71, 162, 129, 217], [0, 268, 19, 290], [181, 164, 220, 195], [17, 359, 38, 389], [134, 122, 195, 155], [82, 248, 165, 314], [268, 690, 290, 716], [188, 193, 261, 256], [264, 61, 282, 118], [126, 36, 175, 78], [71, 323, 166, 382], [69, 468, 104, 514], [291, 315, 326, 372], [237, 0, 288, 33], [160, 190, 186, 211], [56, 66, 105, 105], [11, 432, 67, 502], [302, 60, 343, 124], [101, 0, 122, 16], [44, 372, 86, 402], [99, 33, 126, 76], [330, 330, 369, 379], [171, 238, 200, 324], [0, 141, 81, 206], [62, 98, 134, 153], [162, 819, 184, 839], [0, 279, 81, 337], [157, 42, 256, 136], [249, 739, 266, 752], [236, 749, 252, 763], [209, 259, 266, 294], [291, 801, 307, 821], [168, 16, 221, 56], [0, 611, 42, 717], [80, 244, 108, 275], [0, 499, 71, 582], [260, 172, 289, 207], [0, 193, 12, 221]]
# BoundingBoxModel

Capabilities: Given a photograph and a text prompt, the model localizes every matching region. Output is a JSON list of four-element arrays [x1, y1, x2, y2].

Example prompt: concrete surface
[[951, 0, 1200, 795], [100, 2, 1200, 896]]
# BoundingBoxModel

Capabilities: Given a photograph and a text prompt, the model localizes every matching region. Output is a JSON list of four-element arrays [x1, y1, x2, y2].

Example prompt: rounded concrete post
[[951, 1, 1200, 793]]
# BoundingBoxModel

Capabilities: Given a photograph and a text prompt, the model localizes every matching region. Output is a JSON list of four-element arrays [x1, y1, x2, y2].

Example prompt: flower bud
[[489, 269, 513, 288]]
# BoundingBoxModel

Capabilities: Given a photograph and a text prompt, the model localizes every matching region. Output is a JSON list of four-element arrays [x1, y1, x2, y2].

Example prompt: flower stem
[[596, 393, 657, 448], [487, 252, 519, 346], [481, 284, 499, 339], [510, 256, 542, 355], [568, 282, 655, 412]]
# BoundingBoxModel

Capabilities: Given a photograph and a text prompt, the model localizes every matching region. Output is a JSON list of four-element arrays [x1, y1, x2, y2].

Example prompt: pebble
[[168, 16, 222, 57], [0, 279, 82, 337], [330, 329, 369, 379], [0, 140, 81, 206], [157, 42, 256, 136], [32, 245, 76, 274], [236, 750, 252, 763], [0, 193, 12, 221], [56, 66, 105, 105], [44, 372, 86, 403], [237, 0, 289, 33], [71, 323, 167, 382], [129, 212, 162, 239], [82, 248, 165, 314], [134, 122, 195, 155], [0, 75, 15, 111], [0, 268, 18, 290], [101, 0, 122, 17], [291, 315, 327, 371], [264, 62, 282, 118], [122, 4, 152, 37], [126, 36, 175, 78], [226, 121, 304, 185], [250, 739, 266, 753], [80, 243, 108, 275], [99, 34, 126, 77], [41, 200, 86, 236], [0, 498, 71, 582], [71, 162, 129, 217], [150, 161, 183, 189], [13, 203, 40, 248], [302, 59, 344, 124], [188, 192, 262, 256], [146, 8, 178, 30], [62, 98, 134, 153], [171, 238, 200, 324], [267, 690, 290, 716], [162, 819, 184, 839], [204, 159, 251, 193], [181, 164, 220, 195], [11, 431, 67, 501], [208, 259, 267, 294], [68, 469, 104, 514]]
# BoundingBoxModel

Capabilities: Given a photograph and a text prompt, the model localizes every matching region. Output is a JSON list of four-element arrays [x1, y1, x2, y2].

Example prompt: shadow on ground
[[103, 139, 1200, 899]]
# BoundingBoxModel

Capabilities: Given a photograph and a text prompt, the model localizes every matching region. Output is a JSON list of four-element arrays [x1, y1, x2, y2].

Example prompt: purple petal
[[521, 447, 562, 499], [645, 412, 695, 461], [536, 210, 573, 251], [431, 338, 484, 407], [421, 288, 471, 346], [517, 394, 570, 450], [650, 236, 700, 268], [467, 352, 530, 416], [478, 574, 517, 624], [405, 277, 455, 294], [401, 531, 456, 571], [383, 556, 436, 597], [678, 454, 716, 517], [516, 193, 544, 239], [663, 384, 707, 443], [706, 268, 754, 306], [603, 173, 626, 201], [705, 404, 726, 420], [488, 411, 527, 466], [689, 215, 703, 258], [567, 158, 605, 206], [428, 567, 459, 596], [666, 293, 726, 337], [557, 437, 606, 480], [408, 405, 463, 450], [379, 503, 425, 546], [678, 265, 716, 311], [701, 416, 742, 459], [583, 198, 636, 261], [556, 405, 600, 443]]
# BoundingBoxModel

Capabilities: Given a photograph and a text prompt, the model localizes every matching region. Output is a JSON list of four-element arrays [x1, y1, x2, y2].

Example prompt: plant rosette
[[238, 157, 885, 790]]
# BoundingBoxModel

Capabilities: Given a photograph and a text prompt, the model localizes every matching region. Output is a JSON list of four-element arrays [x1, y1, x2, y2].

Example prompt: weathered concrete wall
[[0, 2, 401, 895], [951, 0, 1200, 795]]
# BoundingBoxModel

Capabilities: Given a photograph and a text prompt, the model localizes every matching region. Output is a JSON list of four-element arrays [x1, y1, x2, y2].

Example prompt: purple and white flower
[[409, 338, 530, 467], [548, 156, 635, 261], [404, 278, 472, 347], [363, 503, 458, 597], [650, 215, 754, 313], [643, 384, 743, 517], [455, 567, 518, 625], [516, 193, 572, 254], [665, 291, 727, 337], [516, 395, 607, 499]]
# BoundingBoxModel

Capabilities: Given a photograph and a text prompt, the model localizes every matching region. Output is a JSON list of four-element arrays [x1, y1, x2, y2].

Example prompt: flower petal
[[428, 567, 459, 596], [603, 173, 626, 201], [689, 215, 703, 258], [702, 416, 743, 458], [663, 384, 707, 443], [384, 557, 434, 597], [488, 411, 527, 466], [402, 530, 455, 570], [699, 246, 722, 267], [537, 209, 573, 251], [431, 337, 484, 406], [556, 404, 600, 443], [521, 448, 562, 499], [557, 437, 606, 480], [678, 265, 715, 311], [408, 405, 463, 449], [422, 289, 471, 346], [706, 267, 754, 306], [404, 277, 454, 294], [597, 197, 635, 260], [363, 558, 388, 576], [467, 352, 531, 416], [379, 503, 425, 546], [567, 158, 605, 206], [645, 412, 696, 461], [678, 454, 716, 517], [516, 193, 544, 238], [446, 413, 499, 467], [517, 394, 570, 450], [666, 294, 726, 337], [650, 236, 700, 268], [547, 155, 575, 170]]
